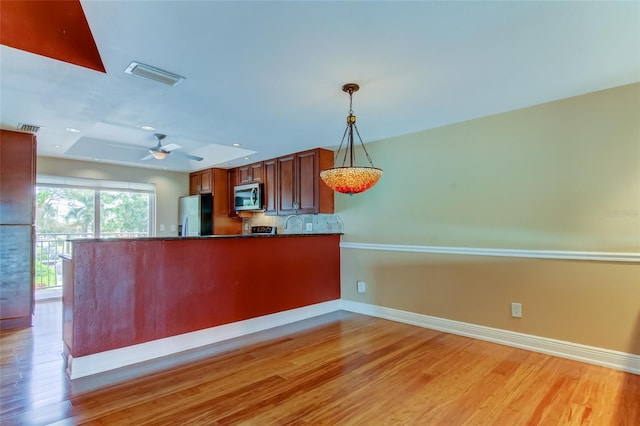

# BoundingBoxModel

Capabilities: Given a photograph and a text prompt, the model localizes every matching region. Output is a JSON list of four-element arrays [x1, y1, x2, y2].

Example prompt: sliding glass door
[[35, 180, 155, 289]]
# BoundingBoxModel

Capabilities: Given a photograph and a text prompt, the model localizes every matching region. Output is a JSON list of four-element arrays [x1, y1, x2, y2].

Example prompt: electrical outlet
[[511, 302, 523, 318], [170, 224, 176, 232], [305, 223, 313, 232], [159, 224, 165, 232], [357, 281, 366, 293]]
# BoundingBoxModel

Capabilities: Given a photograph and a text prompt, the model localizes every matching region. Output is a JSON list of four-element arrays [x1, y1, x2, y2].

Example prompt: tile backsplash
[[242, 213, 343, 235]]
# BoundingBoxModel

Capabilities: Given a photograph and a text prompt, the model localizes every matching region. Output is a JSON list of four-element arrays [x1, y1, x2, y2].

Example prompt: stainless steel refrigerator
[[178, 194, 213, 236]]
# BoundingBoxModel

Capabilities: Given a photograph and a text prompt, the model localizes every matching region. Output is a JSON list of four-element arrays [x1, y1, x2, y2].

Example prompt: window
[[34, 175, 156, 289], [36, 176, 156, 238], [99, 190, 151, 238]]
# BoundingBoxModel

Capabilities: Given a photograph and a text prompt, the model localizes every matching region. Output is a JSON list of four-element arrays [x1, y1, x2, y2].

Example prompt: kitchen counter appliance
[[234, 183, 263, 211], [250, 225, 276, 235], [178, 194, 213, 236]]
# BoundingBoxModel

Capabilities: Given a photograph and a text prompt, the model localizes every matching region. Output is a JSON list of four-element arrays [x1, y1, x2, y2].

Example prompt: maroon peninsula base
[[61, 234, 340, 359]]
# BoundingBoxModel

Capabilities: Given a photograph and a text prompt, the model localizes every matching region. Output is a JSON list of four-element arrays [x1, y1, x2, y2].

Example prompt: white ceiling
[[1, 1, 639, 172]]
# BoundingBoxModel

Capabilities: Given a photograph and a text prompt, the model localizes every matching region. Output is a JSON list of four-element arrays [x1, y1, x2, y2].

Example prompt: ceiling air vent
[[124, 61, 185, 86], [17, 123, 41, 133]]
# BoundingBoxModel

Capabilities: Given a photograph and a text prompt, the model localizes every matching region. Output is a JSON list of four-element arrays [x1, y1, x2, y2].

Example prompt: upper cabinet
[[267, 148, 335, 216], [227, 168, 239, 218], [0, 130, 36, 224], [189, 169, 212, 195], [228, 148, 334, 216], [237, 162, 263, 185], [299, 149, 334, 214], [276, 154, 296, 215], [200, 169, 212, 193], [263, 159, 277, 214], [276, 148, 334, 215]]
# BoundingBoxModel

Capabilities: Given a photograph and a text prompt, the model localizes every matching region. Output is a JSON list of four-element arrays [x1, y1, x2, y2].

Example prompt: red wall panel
[[67, 235, 340, 356]]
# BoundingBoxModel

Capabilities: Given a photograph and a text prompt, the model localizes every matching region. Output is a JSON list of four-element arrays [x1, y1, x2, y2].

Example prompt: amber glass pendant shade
[[320, 83, 383, 195], [320, 166, 382, 194]]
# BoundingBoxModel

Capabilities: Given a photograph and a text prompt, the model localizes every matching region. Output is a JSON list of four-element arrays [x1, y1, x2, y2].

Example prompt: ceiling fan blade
[[140, 153, 154, 160], [162, 143, 181, 152], [172, 150, 203, 161]]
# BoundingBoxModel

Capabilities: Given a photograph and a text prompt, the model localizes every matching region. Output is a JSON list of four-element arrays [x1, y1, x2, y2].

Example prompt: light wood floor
[[1, 300, 638, 425]]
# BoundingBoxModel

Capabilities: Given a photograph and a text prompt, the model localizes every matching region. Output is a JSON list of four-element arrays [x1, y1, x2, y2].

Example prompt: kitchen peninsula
[[61, 233, 340, 379]]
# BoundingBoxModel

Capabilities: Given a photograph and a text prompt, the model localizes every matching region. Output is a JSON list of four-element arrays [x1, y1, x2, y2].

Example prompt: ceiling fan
[[140, 133, 203, 161]]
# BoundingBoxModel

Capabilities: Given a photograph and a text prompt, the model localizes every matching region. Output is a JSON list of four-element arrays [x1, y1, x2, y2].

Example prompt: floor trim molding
[[66, 298, 640, 379], [67, 300, 341, 379], [340, 300, 640, 375]]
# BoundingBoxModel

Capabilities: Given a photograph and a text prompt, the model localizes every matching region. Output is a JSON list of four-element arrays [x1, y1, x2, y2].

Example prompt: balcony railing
[[35, 232, 148, 290]]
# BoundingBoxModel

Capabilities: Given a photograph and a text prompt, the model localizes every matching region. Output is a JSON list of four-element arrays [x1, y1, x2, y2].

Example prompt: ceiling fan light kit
[[150, 150, 167, 160], [320, 83, 383, 195], [142, 133, 203, 162]]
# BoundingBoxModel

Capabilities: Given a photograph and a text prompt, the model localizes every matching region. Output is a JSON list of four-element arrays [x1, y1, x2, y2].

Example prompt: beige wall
[[338, 83, 640, 354], [36, 157, 188, 237]]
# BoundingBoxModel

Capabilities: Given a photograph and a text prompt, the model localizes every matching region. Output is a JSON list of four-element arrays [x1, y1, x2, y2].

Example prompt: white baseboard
[[67, 298, 640, 379], [340, 300, 640, 375], [67, 300, 341, 379]]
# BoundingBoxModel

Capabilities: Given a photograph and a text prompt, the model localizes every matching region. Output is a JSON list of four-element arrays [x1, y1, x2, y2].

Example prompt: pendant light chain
[[335, 125, 350, 167], [347, 85, 376, 168], [348, 87, 354, 114], [352, 124, 376, 167]]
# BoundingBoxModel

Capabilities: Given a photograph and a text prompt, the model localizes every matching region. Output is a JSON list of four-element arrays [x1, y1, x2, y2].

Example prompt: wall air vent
[[17, 123, 41, 133], [124, 61, 185, 86]]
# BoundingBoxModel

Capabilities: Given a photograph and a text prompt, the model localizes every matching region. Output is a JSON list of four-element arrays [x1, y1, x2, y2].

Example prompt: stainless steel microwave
[[234, 183, 264, 211]]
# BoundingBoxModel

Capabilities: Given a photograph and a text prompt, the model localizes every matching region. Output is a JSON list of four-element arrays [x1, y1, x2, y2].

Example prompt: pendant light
[[320, 83, 382, 194]]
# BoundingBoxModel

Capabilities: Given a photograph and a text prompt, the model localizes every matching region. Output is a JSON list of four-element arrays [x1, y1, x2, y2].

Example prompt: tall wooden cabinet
[[0, 130, 36, 329], [189, 168, 242, 234]]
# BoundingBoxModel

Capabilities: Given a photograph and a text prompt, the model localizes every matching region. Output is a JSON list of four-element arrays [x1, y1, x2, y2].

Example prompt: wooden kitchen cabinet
[[189, 173, 200, 195], [0, 130, 36, 329], [274, 148, 334, 215], [237, 162, 263, 185], [237, 165, 249, 185], [276, 154, 296, 215], [263, 159, 277, 214], [200, 169, 212, 193], [227, 168, 239, 218], [210, 168, 241, 234], [229, 148, 334, 216], [0, 131, 36, 225], [297, 149, 327, 214], [189, 169, 212, 195], [190, 168, 241, 232]]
